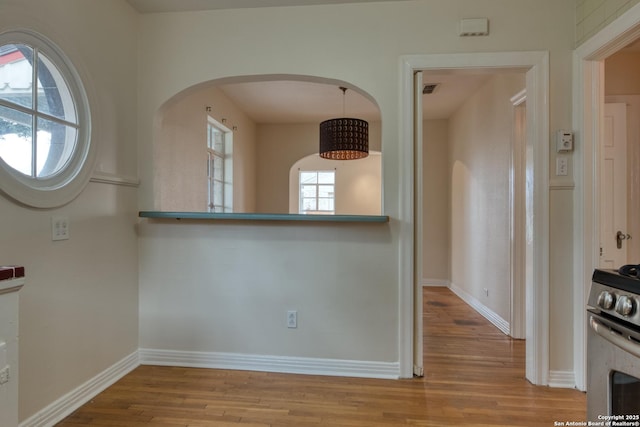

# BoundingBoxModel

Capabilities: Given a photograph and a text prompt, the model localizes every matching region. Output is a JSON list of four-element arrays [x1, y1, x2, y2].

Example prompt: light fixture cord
[[340, 86, 347, 116]]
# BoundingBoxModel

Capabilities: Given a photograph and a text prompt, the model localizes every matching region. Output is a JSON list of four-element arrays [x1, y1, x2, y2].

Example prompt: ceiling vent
[[459, 18, 489, 37], [422, 83, 439, 95]]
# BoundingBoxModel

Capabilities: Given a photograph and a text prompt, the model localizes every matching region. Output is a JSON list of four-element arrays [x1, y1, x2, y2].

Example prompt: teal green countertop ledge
[[139, 211, 390, 223]]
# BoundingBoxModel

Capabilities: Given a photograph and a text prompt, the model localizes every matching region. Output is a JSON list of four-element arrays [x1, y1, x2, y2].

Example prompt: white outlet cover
[[51, 216, 70, 241], [287, 310, 297, 328], [556, 157, 568, 176]]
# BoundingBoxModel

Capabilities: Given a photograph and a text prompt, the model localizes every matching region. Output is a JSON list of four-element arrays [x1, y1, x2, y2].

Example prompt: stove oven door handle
[[590, 315, 640, 358]]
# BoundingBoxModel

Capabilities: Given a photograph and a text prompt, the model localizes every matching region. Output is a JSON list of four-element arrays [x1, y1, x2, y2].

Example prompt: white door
[[600, 103, 628, 268], [510, 90, 526, 340], [413, 71, 424, 377]]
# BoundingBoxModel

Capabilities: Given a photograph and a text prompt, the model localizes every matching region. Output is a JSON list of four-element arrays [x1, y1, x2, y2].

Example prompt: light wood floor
[[56, 288, 586, 426]]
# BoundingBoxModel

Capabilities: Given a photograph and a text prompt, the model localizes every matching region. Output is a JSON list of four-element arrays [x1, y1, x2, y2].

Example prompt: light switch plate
[[556, 157, 568, 176]]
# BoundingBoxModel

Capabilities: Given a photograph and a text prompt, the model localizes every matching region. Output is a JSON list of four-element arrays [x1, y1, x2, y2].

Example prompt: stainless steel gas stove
[[587, 267, 640, 421]]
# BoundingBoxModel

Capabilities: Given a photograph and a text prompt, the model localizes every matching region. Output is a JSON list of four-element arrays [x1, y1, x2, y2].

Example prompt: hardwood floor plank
[[56, 288, 585, 426]]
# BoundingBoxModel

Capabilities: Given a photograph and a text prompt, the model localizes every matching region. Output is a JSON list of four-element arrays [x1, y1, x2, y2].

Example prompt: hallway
[[57, 288, 585, 426]]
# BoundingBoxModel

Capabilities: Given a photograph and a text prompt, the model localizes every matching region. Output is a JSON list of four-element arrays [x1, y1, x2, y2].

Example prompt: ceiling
[[126, 0, 411, 13], [419, 73, 493, 120], [218, 81, 379, 124], [216, 72, 513, 124]]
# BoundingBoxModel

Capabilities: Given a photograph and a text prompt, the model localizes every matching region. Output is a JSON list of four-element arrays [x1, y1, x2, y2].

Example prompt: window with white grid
[[0, 30, 93, 208], [207, 118, 232, 212], [299, 170, 335, 215]]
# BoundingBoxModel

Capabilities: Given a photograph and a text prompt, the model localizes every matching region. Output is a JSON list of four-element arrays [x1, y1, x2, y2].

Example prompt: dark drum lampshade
[[319, 118, 369, 160], [319, 87, 369, 160]]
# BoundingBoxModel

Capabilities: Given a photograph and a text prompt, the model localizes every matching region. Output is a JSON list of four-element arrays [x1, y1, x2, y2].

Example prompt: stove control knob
[[615, 295, 635, 317], [597, 291, 616, 310]]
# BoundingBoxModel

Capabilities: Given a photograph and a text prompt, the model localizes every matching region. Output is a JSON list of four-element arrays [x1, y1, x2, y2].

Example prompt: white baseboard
[[449, 282, 510, 336], [19, 351, 139, 427], [548, 370, 577, 389], [422, 279, 450, 287], [139, 348, 400, 380]]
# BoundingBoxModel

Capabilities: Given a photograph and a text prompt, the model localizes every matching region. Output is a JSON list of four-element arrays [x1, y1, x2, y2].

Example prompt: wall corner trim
[[19, 351, 140, 427]]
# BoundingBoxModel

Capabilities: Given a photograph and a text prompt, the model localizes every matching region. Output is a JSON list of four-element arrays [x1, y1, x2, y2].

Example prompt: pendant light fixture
[[319, 86, 369, 160]]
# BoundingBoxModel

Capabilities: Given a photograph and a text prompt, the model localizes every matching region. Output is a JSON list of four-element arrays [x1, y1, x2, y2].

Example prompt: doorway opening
[[419, 69, 527, 370], [602, 42, 640, 268], [574, 3, 640, 392], [400, 51, 549, 385]]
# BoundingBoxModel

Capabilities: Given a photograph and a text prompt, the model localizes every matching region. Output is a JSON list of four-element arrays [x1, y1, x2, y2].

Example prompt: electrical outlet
[[51, 216, 70, 241], [483, 288, 489, 297], [287, 310, 297, 328], [0, 366, 9, 385]]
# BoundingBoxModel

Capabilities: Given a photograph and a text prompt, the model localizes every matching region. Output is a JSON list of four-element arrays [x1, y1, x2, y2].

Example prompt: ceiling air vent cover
[[423, 83, 439, 95]]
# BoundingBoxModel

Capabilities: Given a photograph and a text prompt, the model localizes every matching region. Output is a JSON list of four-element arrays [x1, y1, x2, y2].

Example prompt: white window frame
[[0, 29, 94, 208], [299, 170, 335, 215], [207, 118, 233, 212]]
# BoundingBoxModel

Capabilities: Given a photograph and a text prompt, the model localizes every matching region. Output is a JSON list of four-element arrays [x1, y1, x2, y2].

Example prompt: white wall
[[0, 0, 139, 422], [449, 74, 525, 322], [138, 220, 397, 361], [605, 51, 640, 94], [288, 152, 382, 215], [156, 85, 257, 212], [422, 120, 450, 283], [136, 0, 575, 378]]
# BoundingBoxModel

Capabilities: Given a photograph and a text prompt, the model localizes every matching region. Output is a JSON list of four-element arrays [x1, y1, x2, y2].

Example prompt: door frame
[[399, 51, 550, 384], [573, 2, 640, 392]]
